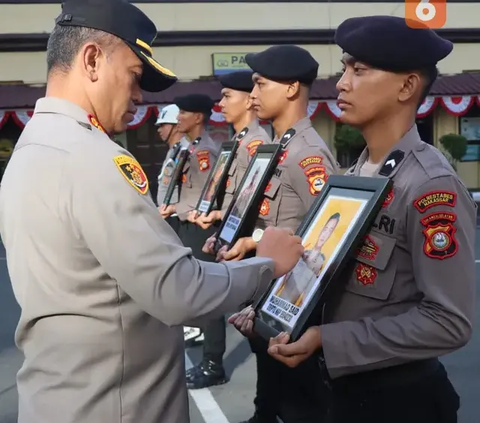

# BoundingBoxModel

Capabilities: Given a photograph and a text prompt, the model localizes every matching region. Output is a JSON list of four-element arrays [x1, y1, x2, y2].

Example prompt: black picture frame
[[195, 141, 238, 215], [163, 148, 189, 206], [253, 175, 392, 343], [214, 144, 283, 253]]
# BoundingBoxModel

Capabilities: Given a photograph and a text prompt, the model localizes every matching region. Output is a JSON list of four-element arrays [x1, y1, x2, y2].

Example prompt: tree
[[334, 124, 366, 168], [439, 133, 468, 171]]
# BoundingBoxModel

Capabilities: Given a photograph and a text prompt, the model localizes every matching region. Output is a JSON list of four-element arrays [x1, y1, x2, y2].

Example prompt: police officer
[[211, 45, 339, 423], [186, 71, 273, 389], [155, 104, 189, 207], [0, 1, 305, 422], [235, 16, 476, 423]]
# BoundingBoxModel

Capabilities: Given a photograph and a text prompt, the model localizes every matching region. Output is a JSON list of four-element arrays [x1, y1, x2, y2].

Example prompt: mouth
[[336, 99, 352, 110]]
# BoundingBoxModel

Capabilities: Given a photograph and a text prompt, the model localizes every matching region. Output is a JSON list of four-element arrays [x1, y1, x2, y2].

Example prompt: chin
[[339, 112, 362, 128]]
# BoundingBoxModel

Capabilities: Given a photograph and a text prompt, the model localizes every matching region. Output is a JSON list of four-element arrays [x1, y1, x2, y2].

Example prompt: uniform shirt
[[0, 97, 276, 423], [221, 120, 271, 216], [257, 117, 339, 231], [320, 125, 477, 379], [156, 137, 189, 205], [176, 132, 220, 221]]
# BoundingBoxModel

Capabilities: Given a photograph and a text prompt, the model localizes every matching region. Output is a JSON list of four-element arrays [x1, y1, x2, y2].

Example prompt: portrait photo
[[261, 194, 368, 329]]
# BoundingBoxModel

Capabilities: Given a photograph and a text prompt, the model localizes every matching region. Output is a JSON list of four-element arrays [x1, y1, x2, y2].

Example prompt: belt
[[331, 358, 440, 392]]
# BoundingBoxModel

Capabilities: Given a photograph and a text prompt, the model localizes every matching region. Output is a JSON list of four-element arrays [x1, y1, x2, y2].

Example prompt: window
[[459, 105, 480, 162]]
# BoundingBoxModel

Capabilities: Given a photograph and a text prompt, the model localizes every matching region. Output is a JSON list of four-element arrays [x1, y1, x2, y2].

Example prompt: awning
[[2, 73, 480, 110]]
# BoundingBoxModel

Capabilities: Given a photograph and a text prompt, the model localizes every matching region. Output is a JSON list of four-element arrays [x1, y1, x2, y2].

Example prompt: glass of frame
[[163, 148, 189, 206], [214, 144, 283, 253], [196, 141, 239, 214], [253, 175, 392, 343]]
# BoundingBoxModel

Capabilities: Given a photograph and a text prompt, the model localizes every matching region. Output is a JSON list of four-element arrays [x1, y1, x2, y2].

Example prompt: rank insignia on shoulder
[[88, 114, 106, 133], [196, 150, 210, 172], [414, 191, 456, 213], [280, 128, 296, 146], [378, 150, 404, 176], [113, 155, 149, 195], [299, 156, 323, 169], [304, 166, 327, 195], [246, 140, 263, 157], [237, 127, 249, 141], [421, 212, 458, 260]]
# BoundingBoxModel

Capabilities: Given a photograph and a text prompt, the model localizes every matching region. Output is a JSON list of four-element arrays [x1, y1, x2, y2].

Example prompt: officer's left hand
[[196, 211, 222, 229], [159, 204, 175, 218], [187, 210, 199, 223], [218, 237, 256, 261], [267, 326, 322, 368]]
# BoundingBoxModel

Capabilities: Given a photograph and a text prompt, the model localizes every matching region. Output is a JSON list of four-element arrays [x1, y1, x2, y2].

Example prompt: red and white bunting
[[2, 95, 480, 130]]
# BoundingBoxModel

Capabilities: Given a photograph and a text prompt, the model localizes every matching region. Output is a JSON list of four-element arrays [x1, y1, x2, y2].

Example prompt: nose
[[250, 85, 259, 99], [336, 71, 349, 93]]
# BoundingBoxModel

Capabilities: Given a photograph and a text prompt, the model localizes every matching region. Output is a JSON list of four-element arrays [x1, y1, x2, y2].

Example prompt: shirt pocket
[[344, 231, 397, 300], [225, 161, 238, 194], [260, 176, 282, 224]]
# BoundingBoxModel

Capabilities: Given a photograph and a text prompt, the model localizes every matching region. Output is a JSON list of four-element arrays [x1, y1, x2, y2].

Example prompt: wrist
[[246, 237, 257, 251]]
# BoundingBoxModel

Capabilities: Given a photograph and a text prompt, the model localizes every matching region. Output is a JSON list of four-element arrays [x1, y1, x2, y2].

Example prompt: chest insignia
[[113, 155, 149, 195], [355, 263, 378, 286], [357, 235, 379, 261], [279, 150, 289, 164], [382, 187, 394, 208], [259, 199, 270, 216]]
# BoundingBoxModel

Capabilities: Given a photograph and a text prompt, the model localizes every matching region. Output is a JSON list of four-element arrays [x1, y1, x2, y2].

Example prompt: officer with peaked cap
[[155, 104, 189, 208], [218, 45, 338, 423], [259, 16, 476, 423], [0, 0, 306, 422], [185, 70, 272, 390]]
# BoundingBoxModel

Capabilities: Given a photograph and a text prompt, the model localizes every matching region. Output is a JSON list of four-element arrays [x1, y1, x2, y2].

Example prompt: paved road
[[1, 235, 479, 423]]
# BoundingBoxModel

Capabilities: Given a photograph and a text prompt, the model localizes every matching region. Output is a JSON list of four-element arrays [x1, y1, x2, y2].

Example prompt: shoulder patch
[[196, 150, 210, 172], [421, 211, 458, 260], [246, 140, 263, 157], [88, 114, 106, 133], [113, 155, 149, 195], [414, 191, 456, 213], [304, 165, 327, 195], [299, 156, 323, 169]]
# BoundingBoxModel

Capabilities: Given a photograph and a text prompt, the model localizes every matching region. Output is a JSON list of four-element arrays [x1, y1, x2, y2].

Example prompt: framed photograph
[[195, 141, 238, 214], [214, 144, 283, 252], [253, 175, 392, 342], [163, 148, 189, 206]]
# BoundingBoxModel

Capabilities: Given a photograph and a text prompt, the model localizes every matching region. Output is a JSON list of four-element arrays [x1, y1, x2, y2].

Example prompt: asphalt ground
[[0, 231, 479, 423]]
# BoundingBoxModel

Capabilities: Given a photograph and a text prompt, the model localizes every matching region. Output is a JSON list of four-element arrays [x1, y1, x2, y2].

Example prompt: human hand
[[196, 210, 222, 229], [202, 234, 217, 255], [187, 210, 199, 223], [159, 204, 175, 218], [256, 227, 303, 278], [227, 305, 256, 338], [217, 237, 256, 262], [267, 326, 322, 368]]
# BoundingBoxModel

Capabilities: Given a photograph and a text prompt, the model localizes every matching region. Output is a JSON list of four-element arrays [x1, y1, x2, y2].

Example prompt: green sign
[[212, 53, 251, 75]]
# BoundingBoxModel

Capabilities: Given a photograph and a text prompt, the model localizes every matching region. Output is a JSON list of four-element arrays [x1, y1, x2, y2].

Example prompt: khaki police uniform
[[156, 137, 189, 205], [0, 97, 276, 423], [176, 133, 220, 221], [250, 117, 339, 423], [321, 125, 476, 378], [221, 120, 271, 216]]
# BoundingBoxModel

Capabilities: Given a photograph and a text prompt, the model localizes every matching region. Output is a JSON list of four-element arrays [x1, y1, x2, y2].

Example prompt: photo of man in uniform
[[275, 212, 341, 306], [204, 152, 229, 203]]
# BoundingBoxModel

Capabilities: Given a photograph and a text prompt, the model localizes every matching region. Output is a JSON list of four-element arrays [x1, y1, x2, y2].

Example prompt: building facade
[[1, 0, 480, 196]]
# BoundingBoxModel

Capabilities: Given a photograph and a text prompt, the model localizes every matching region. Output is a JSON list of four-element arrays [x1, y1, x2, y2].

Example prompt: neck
[[233, 111, 257, 135], [46, 73, 94, 116], [187, 125, 204, 142], [272, 104, 307, 139], [361, 112, 415, 164], [167, 131, 183, 148]]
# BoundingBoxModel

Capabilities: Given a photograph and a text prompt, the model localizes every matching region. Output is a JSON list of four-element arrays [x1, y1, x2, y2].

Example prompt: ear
[[245, 93, 253, 110], [80, 42, 103, 82], [398, 73, 422, 103], [285, 81, 301, 100]]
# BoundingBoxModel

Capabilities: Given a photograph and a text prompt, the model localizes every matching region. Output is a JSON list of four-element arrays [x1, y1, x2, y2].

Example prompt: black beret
[[219, 71, 254, 93], [335, 15, 453, 72], [56, 0, 177, 92], [174, 94, 215, 115], [245, 45, 319, 85]]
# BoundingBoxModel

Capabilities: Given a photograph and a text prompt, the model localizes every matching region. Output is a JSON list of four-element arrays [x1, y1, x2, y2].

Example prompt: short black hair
[[417, 66, 438, 106], [46, 25, 119, 74]]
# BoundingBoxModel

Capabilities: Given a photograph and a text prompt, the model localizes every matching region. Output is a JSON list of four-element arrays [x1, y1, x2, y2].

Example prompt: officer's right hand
[[202, 234, 217, 255], [228, 305, 256, 338], [196, 211, 222, 230], [159, 204, 175, 218], [256, 227, 303, 279]]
